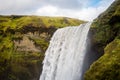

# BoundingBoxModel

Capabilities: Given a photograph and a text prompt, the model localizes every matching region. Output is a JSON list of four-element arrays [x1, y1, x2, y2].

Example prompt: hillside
[[0, 15, 84, 80], [85, 0, 120, 79]]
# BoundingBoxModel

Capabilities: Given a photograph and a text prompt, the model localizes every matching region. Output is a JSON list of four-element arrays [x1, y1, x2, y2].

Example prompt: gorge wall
[[0, 0, 120, 79], [0, 16, 84, 80], [85, 0, 120, 79]]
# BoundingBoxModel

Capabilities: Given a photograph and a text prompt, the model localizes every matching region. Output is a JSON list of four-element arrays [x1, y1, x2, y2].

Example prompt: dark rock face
[[81, 29, 103, 80], [84, 0, 120, 80]]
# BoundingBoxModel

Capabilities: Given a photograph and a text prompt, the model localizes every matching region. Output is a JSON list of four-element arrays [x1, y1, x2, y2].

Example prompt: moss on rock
[[0, 15, 84, 80], [85, 0, 120, 80], [85, 39, 120, 80]]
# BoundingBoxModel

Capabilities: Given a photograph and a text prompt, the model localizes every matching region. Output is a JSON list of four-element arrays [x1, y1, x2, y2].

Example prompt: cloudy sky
[[0, 0, 115, 21]]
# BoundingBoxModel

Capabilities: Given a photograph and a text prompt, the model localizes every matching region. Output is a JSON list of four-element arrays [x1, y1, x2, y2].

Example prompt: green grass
[[85, 39, 120, 80], [85, 0, 120, 80], [0, 15, 84, 32], [30, 37, 49, 52], [0, 15, 84, 80]]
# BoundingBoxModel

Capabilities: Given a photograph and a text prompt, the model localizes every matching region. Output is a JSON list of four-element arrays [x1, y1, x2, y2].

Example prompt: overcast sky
[[0, 0, 115, 21]]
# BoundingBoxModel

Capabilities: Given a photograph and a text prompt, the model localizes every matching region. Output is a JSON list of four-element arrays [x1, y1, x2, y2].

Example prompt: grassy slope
[[85, 0, 120, 80], [0, 15, 84, 31], [0, 15, 84, 80]]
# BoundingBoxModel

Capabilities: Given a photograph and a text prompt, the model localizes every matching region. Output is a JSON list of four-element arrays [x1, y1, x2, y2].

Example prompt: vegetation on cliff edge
[[85, 0, 120, 80], [0, 15, 84, 80]]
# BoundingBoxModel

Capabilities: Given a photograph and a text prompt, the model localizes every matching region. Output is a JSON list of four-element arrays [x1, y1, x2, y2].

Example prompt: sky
[[0, 0, 115, 21]]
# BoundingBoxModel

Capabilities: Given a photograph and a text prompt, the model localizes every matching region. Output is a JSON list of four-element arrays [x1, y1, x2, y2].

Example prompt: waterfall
[[40, 22, 91, 80]]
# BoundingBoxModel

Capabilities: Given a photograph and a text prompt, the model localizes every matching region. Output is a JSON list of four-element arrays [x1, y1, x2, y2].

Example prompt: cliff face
[[85, 0, 120, 79], [0, 16, 84, 80]]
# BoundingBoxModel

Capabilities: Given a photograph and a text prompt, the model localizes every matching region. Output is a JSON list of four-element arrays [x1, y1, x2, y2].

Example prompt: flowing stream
[[40, 23, 91, 80]]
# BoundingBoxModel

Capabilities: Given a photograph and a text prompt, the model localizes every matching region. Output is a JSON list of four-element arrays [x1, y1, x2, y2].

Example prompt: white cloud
[[0, 0, 41, 14], [0, 0, 115, 21], [35, 6, 100, 21], [75, 7, 106, 21], [35, 0, 114, 21], [40, 0, 89, 9], [35, 5, 58, 16]]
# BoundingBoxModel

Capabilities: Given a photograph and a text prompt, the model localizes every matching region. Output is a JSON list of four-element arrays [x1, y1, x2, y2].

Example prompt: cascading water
[[40, 22, 91, 80]]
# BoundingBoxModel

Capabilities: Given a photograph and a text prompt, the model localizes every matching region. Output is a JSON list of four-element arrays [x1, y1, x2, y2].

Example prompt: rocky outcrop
[[84, 0, 120, 80], [0, 16, 84, 80], [14, 36, 40, 52]]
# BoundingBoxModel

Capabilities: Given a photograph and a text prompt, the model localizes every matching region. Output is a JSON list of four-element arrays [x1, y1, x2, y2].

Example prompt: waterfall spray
[[40, 23, 91, 80]]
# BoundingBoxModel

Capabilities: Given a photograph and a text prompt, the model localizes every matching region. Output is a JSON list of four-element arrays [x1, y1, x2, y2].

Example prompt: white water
[[40, 23, 91, 80]]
